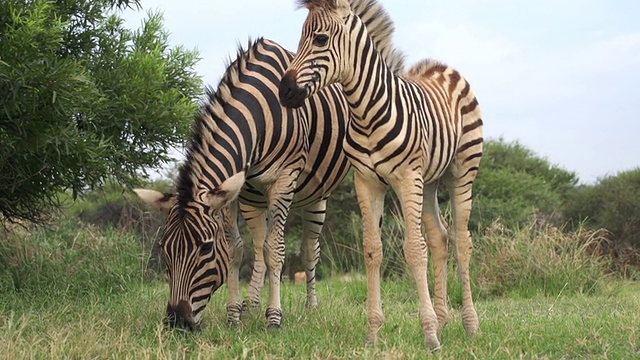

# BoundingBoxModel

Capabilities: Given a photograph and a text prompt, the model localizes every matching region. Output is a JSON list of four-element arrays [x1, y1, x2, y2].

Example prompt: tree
[[0, 0, 202, 223], [470, 138, 579, 230], [565, 168, 640, 247]]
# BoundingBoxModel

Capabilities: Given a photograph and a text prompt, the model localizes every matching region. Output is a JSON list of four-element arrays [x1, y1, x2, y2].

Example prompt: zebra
[[132, 0, 402, 331], [133, 37, 350, 331], [279, 0, 483, 350]]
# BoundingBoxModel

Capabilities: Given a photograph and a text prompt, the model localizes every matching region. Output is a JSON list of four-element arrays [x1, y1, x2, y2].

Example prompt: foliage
[[0, 0, 202, 223], [564, 168, 640, 245], [470, 138, 579, 230], [564, 168, 640, 277]]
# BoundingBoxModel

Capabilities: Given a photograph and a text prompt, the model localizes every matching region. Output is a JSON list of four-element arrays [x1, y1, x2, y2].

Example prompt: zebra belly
[[238, 180, 331, 210]]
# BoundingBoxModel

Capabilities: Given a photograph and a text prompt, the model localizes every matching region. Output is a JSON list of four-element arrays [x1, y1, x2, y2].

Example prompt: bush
[[565, 168, 640, 246], [564, 168, 640, 277], [471, 139, 578, 230], [0, 0, 202, 223]]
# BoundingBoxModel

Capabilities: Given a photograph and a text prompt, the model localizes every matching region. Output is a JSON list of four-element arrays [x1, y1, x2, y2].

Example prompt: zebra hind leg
[[300, 200, 327, 310], [422, 182, 451, 333], [446, 173, 480, 337]]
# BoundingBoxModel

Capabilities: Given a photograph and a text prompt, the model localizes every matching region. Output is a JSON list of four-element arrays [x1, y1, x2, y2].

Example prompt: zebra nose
[[165, 301, 198, 332], [279, 70, 305, 108]]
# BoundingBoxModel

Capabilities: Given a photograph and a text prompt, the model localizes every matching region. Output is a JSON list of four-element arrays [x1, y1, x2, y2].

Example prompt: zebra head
[[134, 171, 245, 332], [279, 0, 355, 108]]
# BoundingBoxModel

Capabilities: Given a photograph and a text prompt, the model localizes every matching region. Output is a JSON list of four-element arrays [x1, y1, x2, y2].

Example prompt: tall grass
[[322, 214, 612, 302], [475, 220, 611, 298], [0, 216, 151, 299]]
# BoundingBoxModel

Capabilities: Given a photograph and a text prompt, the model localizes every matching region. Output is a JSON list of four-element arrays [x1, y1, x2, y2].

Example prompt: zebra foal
[[279, 0, 484, 350]]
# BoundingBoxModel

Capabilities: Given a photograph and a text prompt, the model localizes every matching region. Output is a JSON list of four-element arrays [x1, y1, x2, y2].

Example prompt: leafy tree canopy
[[471, 138, 579, 229], [564, 168, 640, 246], [0, 0, 202, 223]]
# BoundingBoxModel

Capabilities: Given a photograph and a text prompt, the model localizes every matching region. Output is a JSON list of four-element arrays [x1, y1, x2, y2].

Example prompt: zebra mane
[[297, 0, 406, 75], [175, 38, 262, 210]]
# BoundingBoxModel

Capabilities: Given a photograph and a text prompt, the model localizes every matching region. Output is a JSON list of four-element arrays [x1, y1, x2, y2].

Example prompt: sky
[[121, 0, 640, 184]]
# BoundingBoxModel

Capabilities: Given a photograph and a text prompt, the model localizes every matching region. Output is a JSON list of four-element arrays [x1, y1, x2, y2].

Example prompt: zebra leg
[[446, 175, 480, 337], [391, 175, 441, 351], [240, 203, 268, 311], [263, 177, 298, 330], [225, 201, 244, 325], [300, 200, 326, 310], [422, 182, 450, 333], [354, 171, 386, 347]]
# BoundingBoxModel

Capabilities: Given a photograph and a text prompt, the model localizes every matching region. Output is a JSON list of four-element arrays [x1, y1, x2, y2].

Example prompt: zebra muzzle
[[279, 70, 306, 108], [165, 301, 200, 332]]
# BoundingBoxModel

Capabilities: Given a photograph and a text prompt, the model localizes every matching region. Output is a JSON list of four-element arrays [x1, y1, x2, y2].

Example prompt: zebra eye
[[200, 241, 213, 256], [313, 34, 329, 47]]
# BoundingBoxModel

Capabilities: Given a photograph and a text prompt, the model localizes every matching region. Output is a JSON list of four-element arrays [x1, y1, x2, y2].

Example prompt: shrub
[[471, 139, 578, 231], [564, 168, 640, 278]]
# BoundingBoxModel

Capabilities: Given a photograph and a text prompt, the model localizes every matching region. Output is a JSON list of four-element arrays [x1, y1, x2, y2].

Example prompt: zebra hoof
[[364, 334, 377, 347], [266, 322, 282, 332], [426, 336, 441, 352], [242, 299, 260, 312]]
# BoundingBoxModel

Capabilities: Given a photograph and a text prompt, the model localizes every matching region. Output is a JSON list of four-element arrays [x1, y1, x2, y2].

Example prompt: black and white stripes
[[280, 0, 483, 350], [135, 37, 352, 330]]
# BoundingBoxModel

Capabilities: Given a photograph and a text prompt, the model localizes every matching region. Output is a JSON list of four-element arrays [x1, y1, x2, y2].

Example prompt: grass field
[[1, 216, 637, 359], [1, 276, 639, 359]]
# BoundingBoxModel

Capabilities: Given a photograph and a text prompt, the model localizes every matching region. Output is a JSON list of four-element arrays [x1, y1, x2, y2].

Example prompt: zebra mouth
[[279, 70, 307, 108], [165, 302, 201, 333], [164, 313, 201, 333]]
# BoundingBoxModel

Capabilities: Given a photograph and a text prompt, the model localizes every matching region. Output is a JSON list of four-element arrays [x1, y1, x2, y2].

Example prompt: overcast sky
[[122, 0, 640, 184]]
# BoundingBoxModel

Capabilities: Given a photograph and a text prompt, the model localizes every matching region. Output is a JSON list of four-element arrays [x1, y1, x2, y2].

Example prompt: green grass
[[0, 214, 636, 358], [1, 278, 639, 359]]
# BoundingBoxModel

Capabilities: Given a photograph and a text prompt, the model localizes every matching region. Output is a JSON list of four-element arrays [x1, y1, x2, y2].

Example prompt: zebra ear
[[133, 189, 176, 213], [205, 171, 246, 211]]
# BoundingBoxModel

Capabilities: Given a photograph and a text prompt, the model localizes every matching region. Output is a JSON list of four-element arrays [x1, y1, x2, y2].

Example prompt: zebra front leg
[[300, 200, 327, 310], [240, 203, 268, 311], [354, 172, 386, 346], [391, 176, 440, 351], [422, 182, 451, 333], [224, 201, 244, 325], [263, 179, 297, 330]]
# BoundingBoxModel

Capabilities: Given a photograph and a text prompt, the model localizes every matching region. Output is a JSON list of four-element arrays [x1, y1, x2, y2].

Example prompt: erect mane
[[175, 38, 264, 211], [296, 0, 339, 11], [296, 0, 405, 75], [348, 0, 405, 75]]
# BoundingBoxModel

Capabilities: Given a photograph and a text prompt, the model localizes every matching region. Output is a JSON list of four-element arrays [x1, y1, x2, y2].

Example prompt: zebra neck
[[341, 31, 395, 123]]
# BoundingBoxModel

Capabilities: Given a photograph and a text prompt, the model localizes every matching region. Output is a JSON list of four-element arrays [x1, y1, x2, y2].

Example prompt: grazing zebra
[[279, 0, 483, 350], [134, 37, 350, 331]]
